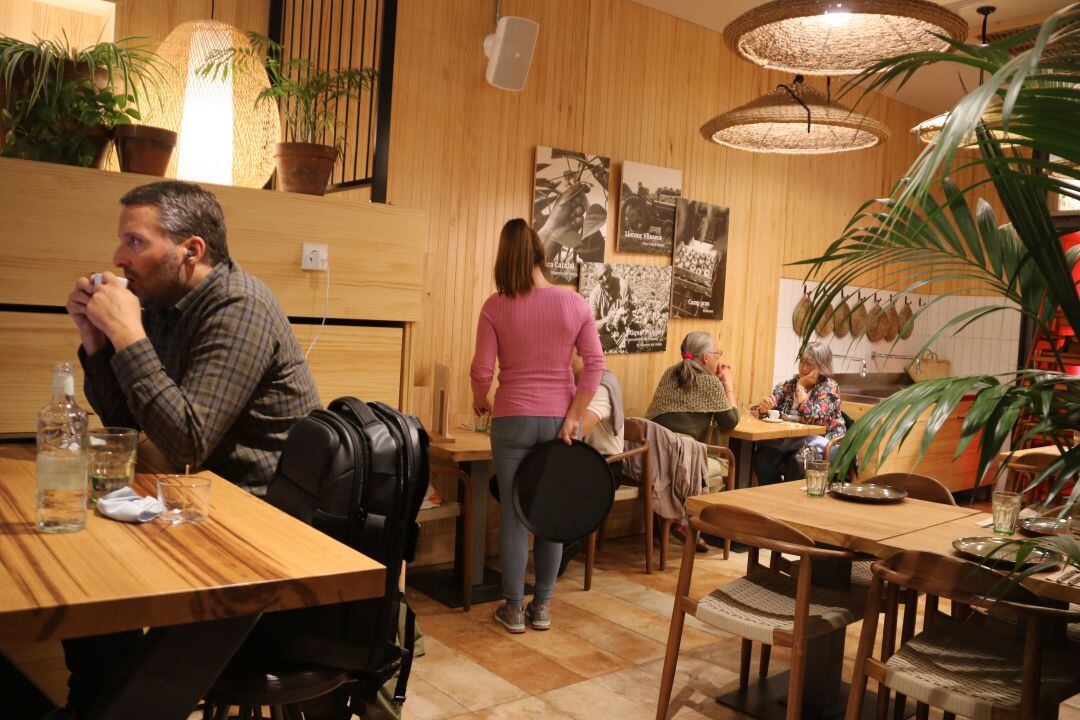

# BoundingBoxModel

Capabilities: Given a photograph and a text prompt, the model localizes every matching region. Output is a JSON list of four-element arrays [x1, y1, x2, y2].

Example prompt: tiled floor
[[403, 534, 1080, 720]]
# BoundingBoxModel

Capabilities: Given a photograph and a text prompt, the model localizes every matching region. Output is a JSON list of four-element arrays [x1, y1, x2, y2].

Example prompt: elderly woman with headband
[[753, 341, 844, 485], [645, 331, 739, 442]]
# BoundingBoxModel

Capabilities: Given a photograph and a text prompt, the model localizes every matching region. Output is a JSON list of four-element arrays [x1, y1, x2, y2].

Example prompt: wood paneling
[[294, 323, 404, 407], [0, 313, 92, 435], [384, 0, 931, 425], [0, 312, 404, 435], [0, 158, 426, 322]]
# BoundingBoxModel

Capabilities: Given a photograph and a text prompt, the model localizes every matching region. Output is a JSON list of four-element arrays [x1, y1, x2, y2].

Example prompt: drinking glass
[[88, 427, 138, 501], [157, 476, 211, 525], [1070, 516, 1080, 540], [805, 460, 830, 497], [992, 491, 1022, 535], [474, 411, 490, 433]]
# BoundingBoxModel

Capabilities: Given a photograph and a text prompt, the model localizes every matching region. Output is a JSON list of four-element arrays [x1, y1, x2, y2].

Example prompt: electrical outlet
[[301, 243, 329, 271]]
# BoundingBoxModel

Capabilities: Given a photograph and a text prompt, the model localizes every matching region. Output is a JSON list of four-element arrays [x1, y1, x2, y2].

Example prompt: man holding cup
[[65, 180, 320, 495], [54, 180, 321, 720]]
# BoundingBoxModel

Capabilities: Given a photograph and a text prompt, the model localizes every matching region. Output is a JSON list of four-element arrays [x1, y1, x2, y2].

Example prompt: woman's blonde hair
[[494, 218, 546, 297], [675, 331, 714, 390]]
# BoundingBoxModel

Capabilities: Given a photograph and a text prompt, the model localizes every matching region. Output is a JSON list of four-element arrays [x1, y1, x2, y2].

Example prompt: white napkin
[[96, 486, 166, 523]]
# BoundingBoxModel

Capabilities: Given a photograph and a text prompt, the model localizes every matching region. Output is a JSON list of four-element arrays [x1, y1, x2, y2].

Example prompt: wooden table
[[686, 482, 1077, 719], [0, 442, 385, 719], [882, 513, 1078, 604], [686, 480, 980, 555], [727, 417, 827, 488], [420, 431, 501, 606], [686, 482, 981, 720]]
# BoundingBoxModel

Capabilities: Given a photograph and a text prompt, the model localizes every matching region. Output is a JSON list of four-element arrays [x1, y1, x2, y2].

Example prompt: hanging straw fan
[[849, 293, 868, 339], [832, 294, 851, 338], [866, 295, 887, 342], [898, 297, 915, 339]]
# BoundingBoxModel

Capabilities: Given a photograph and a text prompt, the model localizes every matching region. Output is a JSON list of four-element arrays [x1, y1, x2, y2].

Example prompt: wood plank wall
[[378, 0, 934, 425]]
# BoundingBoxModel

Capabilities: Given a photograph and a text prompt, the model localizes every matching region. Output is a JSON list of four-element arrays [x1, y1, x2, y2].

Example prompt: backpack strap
[[391, 597, 417, 707]]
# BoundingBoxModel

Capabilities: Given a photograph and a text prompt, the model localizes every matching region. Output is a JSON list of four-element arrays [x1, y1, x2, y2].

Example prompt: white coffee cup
[[767, 409, 780, 421], [93, 273, 129, 291]]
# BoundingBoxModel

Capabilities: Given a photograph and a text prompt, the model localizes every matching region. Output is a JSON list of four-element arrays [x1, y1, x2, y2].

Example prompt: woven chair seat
[[695, 569, 867, 644], [883, 619, 1080, 720], [787, 559, 873, 587]]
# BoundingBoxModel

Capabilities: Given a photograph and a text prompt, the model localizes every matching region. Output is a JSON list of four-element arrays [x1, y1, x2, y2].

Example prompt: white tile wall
[[773, 278, 1022, 387]]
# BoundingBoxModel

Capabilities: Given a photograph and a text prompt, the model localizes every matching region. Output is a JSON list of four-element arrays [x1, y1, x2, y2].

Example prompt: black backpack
[[262, 396, 429, 706]]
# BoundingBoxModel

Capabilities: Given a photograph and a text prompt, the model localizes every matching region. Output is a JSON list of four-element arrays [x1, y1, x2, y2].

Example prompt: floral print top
[[770, 375, 844, 437]]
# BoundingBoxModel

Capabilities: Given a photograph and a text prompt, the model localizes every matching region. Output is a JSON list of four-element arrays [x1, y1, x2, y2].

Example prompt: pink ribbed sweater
[[470, 286, 604, 419]]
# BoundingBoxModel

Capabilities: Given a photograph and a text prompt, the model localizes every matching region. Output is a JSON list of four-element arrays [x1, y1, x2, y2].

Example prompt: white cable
[[305, 253, 330, 361]]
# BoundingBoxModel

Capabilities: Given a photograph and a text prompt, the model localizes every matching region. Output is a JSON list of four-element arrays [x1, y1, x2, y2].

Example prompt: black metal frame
[[268, 0, 397, 197]]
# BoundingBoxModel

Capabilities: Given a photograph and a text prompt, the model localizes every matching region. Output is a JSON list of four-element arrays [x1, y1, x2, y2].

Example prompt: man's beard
[[128, 252, 186, 310]]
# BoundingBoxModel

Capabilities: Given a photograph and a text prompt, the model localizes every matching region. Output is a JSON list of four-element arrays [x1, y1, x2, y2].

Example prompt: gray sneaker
[[494, 603, 525, 633], [526, 601, 551, 630]]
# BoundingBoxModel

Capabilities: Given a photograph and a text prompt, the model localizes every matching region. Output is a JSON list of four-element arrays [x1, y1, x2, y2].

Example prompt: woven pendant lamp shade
[[701, 81, 890, 154], [911, 109, 1017, 148], [143, 21, 280, 188], [724, 0, 968, 76]]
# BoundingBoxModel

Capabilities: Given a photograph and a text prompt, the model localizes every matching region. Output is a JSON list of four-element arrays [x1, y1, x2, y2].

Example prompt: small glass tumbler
[[1069, 515, 1080, 540], [992, 491, 1022, 535], [87, 427, 139, 502], [805, 460, 830, 497], [474, 411, 490, 433], [157, 475, 211, 525]]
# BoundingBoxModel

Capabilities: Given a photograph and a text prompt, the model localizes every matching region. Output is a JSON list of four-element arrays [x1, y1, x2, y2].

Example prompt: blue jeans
[[490, 415, 563, 606]]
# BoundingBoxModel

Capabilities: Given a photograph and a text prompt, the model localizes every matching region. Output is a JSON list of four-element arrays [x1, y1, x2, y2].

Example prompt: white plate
[[761, 417, 784, 424]]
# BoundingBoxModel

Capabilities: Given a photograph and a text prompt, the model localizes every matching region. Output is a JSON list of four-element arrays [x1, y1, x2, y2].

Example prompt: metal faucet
[[871, 351, 920, 374], [834, 354, 868, 377]]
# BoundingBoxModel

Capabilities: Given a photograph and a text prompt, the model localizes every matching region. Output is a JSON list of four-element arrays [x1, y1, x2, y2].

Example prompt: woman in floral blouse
[[753, 342, 844, 485]]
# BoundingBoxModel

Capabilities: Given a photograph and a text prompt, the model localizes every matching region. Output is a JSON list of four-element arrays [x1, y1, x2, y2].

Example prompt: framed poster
[[532, 146, 610, 284], [617, 160, 682, 254], [579, 262, 671, 354], [671, 198, 730, 319]]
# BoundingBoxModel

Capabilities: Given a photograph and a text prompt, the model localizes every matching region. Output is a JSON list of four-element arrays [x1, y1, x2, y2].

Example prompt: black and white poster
[[671, 198, 730, 319], [532, 146, 610, 284], [617, 160, 682, 255], [579, 262, 671, 354]]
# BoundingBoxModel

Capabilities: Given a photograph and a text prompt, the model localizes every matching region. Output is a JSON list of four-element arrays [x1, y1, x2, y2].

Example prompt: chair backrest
[[624, 417, 647, 445], [696, 504, 816, 555], [874, 550, 1041, 615], [864, 472, 956, 505]]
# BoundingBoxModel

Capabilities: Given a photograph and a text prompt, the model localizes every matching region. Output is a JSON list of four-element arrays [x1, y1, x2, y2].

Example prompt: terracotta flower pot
[[273, 141, 337, 195], [114, 124, 177, 176]]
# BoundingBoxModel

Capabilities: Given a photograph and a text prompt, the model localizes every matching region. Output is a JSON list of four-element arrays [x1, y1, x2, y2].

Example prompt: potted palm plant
[[0, 33, 172, 170], [792, 5, 1080, 570], [198, 32, 376, 195]]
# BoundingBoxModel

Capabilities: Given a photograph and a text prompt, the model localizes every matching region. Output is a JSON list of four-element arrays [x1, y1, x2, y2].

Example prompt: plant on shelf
[[197, 31, 377, 195], [792, 5, 1080, 565], [0, 33, 169, 168]]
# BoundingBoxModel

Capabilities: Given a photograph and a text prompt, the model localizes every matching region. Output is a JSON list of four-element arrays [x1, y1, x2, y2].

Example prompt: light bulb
[[822, 11, 852, 27]]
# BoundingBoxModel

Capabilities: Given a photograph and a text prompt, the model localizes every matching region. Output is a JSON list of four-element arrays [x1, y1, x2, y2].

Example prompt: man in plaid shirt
[[66, 180, 320, 494], [56, 180, 322, 719]]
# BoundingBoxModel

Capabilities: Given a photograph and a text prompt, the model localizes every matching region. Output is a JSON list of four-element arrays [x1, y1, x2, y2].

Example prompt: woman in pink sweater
[[470, 218, 604, 634]]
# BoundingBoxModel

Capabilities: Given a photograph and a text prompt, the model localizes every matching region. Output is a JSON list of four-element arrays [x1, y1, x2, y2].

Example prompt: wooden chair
[[582, 421, 737, 589], [846, 550, 1080, 720], [863, 472, 956, 505], [420, 463, 473, 611], [657, 505, 867, 720], [201, 656, 349, 720]]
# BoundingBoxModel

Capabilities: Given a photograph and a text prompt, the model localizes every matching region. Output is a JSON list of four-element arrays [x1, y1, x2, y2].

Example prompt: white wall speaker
[[483, 15, 539, 92]]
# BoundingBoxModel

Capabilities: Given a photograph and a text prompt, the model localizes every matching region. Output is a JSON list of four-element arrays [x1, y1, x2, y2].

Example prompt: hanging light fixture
[[701, 76, 890, 154], [724, 0, 968, 76], [912, 6, 1014, 149], [143, 20, 280, 188]]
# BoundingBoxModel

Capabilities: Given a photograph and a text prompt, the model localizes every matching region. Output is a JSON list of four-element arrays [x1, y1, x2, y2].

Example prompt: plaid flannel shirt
[[80, 260, 321, 493]]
